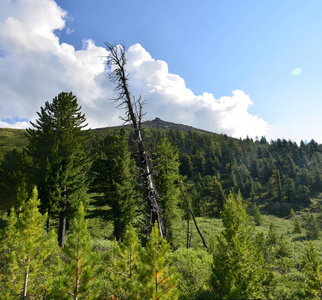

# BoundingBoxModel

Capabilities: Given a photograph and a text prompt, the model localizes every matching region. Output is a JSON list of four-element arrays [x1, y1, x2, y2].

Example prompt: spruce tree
[[211, 192, 268, 299], [0, 187, 58, 299], [26, 92, 92, 247]]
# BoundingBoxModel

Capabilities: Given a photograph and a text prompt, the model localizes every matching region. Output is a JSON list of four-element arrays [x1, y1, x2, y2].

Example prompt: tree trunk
[[179, 181, 208, 251], [106, 42, 164, 238], [58, 201, 67, 247], [23, 264, 29, 300], [75, 258, 79, 300]]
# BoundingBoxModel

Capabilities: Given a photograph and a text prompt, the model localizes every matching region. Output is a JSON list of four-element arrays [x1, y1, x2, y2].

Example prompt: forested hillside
[[1, 97, 322, 298]]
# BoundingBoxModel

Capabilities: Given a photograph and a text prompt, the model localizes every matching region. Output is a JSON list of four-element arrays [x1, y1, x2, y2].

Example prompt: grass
[[0, 128, 28, 153]]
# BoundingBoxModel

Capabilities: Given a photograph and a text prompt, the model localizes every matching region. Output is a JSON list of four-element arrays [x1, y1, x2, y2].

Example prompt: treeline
[[141, 124, 322, 213], [0, 92, 322, 299]]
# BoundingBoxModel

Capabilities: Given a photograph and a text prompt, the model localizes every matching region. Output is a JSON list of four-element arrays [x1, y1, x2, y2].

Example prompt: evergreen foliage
[[0, 187, 58, 299], [137, 222, 180, 299], [26, 92, 92, 247], [91, 129, 139, 240], [305, 214, 320, 240], [302, 242, 322, 299], [55, 202, 102, 299], [211, 192, 269, 299], [154, 137, 181, 242]]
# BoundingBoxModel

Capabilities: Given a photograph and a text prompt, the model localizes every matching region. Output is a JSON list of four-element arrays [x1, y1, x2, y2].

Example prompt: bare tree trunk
[[105, 42, 164, 238], [75, 258, 79, 300], [179, 181, 208, 251], [23, 263, 29, 300]]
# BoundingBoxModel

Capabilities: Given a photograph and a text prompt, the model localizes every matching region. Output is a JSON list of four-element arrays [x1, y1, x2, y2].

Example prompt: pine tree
[[154, 137, 181, 242], [26, 92, 92, 247], [56, 202, 102, 299], [91, 129, 139, 241], [302, 242, 322, 299], [0, 187, 58, 299], [211, 192, 268, 299], [137, 222, 180, 299], [108, 224, 141, 298]]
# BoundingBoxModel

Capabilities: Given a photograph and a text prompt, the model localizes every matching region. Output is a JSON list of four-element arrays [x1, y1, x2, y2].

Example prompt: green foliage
[[172, 248, 212, 295], [302, 242, 322, 299], [293, 218, 302, 234], [251, 202, 263, 226], [137, 222, 180, 299], [103, 224, 142, 298], [26, 92, 92, 246], [305, 214, 320, 240], [155, 137, 181, 241], [91, 130, 139, 240], [0, 187, 58, 299], [211, 192, 269, 299], [54, 202, 102, 299], [0, 149, 31, 212]]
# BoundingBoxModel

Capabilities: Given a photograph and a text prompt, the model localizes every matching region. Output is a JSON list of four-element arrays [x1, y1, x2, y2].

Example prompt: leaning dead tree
[[105, 42, 164, 238]]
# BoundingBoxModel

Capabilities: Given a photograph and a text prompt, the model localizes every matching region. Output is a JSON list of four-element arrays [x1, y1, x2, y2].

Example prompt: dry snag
[[105, 42, 164, 238]]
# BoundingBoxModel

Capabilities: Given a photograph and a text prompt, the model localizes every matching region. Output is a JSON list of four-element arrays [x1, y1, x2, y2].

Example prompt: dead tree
[[105, 42, 164, 238]]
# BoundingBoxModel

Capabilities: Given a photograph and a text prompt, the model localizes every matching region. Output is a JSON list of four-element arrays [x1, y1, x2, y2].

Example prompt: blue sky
[[1, 0, 322, 143]]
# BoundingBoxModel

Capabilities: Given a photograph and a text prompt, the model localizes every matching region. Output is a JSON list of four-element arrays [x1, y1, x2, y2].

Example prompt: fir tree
[[26, 92, 92, 247], [211, 192, 268, 299]]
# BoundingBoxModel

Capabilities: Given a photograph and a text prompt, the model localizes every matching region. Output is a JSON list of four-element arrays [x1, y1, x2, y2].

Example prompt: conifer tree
[[108, 224, 141, 298], [0, 149, 30, 213], [26, 92, 92, 247], [293, 218, 302, 234], [137, 222, 180, 299], [154, 137, 181, 242], [211, 192, 268, 299], [251, 202, 263, 226], [0, 187, 58, 299], [91, 130, 139, 241], [56, 202, 102, 299], [305, 214, 320, 240], [302, 242, 322, 299]]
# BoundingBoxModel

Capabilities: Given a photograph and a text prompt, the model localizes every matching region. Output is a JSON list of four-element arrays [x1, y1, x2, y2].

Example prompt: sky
[[1, 0, 322, 143]]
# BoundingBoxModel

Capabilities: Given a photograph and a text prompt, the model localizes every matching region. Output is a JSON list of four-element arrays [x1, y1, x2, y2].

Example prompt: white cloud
[[0, 0, 268, 140]]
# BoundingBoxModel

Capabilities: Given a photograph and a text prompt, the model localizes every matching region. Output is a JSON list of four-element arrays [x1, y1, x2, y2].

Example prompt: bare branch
[[105, 42, 165, 238]]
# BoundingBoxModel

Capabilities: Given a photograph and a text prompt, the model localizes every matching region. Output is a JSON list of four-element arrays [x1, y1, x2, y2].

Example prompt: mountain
[[0, 118, 215, 153]]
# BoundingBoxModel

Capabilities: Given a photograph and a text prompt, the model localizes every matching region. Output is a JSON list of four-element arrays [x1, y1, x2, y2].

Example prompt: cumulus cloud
[[0, 0, 268, 139]]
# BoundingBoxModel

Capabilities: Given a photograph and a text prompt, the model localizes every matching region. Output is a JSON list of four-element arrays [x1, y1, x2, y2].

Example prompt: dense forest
[[1, 44, 322, 299], [0, 91, 322, 299]]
